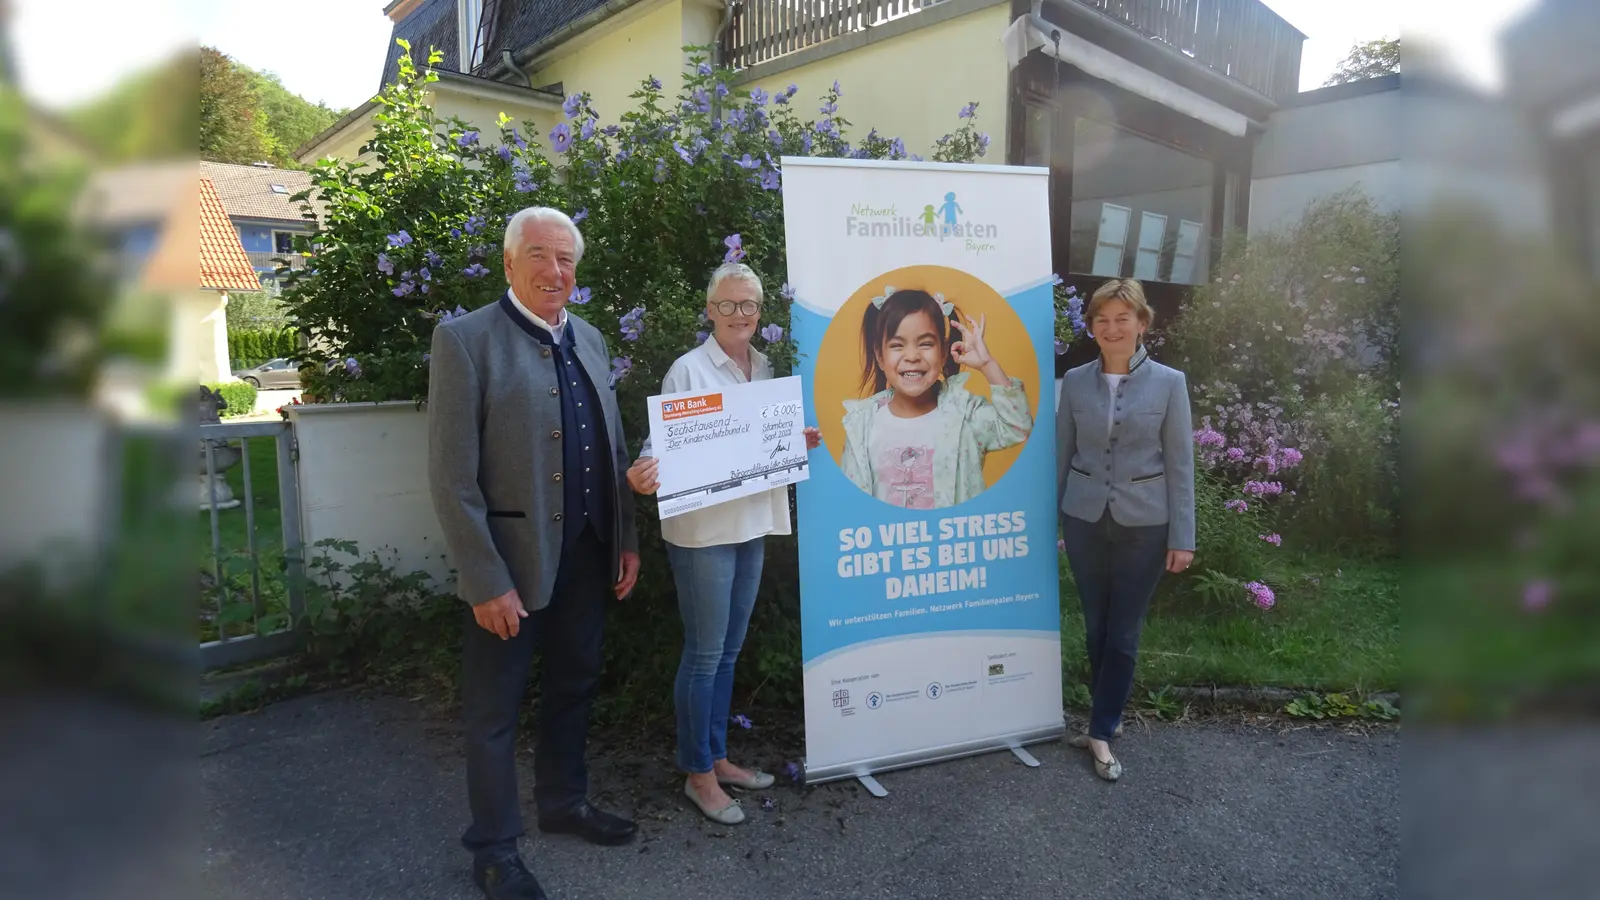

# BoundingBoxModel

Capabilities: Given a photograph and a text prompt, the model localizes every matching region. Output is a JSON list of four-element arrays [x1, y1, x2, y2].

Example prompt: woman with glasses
[[625, 262, 820, 824]]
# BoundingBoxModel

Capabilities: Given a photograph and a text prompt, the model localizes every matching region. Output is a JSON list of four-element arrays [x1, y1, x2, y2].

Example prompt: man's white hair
[[706, 262, 763, 302], [504, 207, 585, 262]]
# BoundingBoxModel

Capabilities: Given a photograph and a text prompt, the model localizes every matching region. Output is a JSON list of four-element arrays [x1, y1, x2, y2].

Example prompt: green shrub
[[228, 326, 297, 369], [1291, 376, 1399, 553], [207, 381, 257, 418]]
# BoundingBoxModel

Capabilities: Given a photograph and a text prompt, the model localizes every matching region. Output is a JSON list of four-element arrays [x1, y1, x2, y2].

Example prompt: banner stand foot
[[1009, 746, 1042, 768], [857, 774, 889, 797]]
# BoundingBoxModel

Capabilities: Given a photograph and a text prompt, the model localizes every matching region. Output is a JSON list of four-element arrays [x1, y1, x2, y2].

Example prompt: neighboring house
[[197, 175, 261, 383], [298, 0, 1416, 369], [1502, 0, 1600, 280], [199, 160, 320, 295]]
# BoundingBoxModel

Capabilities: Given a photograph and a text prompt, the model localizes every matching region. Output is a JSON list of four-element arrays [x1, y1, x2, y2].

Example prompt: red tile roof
[[200, 176, 262, 292]]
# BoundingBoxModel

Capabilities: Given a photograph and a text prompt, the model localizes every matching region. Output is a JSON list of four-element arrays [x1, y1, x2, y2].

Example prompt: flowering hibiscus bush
[[282, 42, 987, 445]]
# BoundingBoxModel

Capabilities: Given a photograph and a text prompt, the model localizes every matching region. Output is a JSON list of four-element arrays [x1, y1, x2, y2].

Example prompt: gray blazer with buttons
[[427, 295, 638, 609], [1055, 347, 1196, 551]]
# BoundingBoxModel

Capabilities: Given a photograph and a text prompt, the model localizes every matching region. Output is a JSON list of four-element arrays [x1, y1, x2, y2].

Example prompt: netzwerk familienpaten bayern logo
[[843, 192, 1000, 255]]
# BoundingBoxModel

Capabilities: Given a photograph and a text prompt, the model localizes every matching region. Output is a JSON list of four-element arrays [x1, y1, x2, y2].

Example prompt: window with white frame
[[273, 231, 296, 254]]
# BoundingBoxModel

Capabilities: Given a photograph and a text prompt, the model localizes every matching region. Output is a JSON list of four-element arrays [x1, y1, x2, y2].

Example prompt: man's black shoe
[[472, 855, 548, 900], [537, 801, 638, 846]]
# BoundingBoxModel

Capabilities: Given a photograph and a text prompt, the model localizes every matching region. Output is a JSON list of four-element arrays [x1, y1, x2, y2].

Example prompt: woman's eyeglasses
[[711, 300, 761, 316]]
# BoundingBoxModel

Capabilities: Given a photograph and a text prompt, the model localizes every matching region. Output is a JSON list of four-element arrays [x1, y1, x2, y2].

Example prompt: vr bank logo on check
[[659, 393, 724, 421]]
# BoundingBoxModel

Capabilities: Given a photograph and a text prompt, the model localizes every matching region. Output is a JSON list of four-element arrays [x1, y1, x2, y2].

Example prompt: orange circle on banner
[[813, 265, 1040, 505]]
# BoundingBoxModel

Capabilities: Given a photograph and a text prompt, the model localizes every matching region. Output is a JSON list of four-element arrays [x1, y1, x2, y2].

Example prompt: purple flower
[[419, 267, 432, 282], [1244, 481, 1284, 497], [550, 122, 573, 153], [735, 153, 761, 170], [977, 133, 991, 154], [1245, 581, 1275, 610], [832, 80, 842, 95], [695, 330, 709, 345], [386, 230, 413, 248], [723, 233, 745, 263], [620, 307, 646, 341], [750, 86, 769, 106], [800, 132, 814, 154], [814, 118, 840, 139], [1259, 533, 1283, 546], [1227, 447, 1247, 461], [647, 76, 663, 91], [958, 102, 977, 118], [732, 713, 753, 729], [714, 82, 729, 98], [457, 130, 479, 147], [776, 85, 794, 105], [762, 798, 775, 811], [580, 118, 595, 141], [1224, 499, 1249, 513], [782, 761, 800, 782], [654, 161, 668, 183], [889, 137, 906, 158], [392, 280, 415, 297], [425, 249, 442, 267], [1195, 428, 1226, 448], [821, 100, 838, 115], [422, 353, 431, 363], [569, 286, 592, 305], [1057, 538, 1066, 554], [562, 94, 582, 118], [509, 128, 526, 149], [675, 142, 696, 164], [461, 263, 490, 278], [609, 356, 632, 387], [572, 208, 589, 224], [602, 124, 620, 137], [768, 128, 783, 149], [697, 62, 713, 76], [1277, 447, 1305, 468], [760, 323, 784, 343], [692, 88, 712, 114], [1054, 339, 1066, 355], [515, 177, 538, 193], [759, 168, 781, 191], [450, 227, 462, 239], [464, 215, 486, 235], [779, 283, 797, 302], [1522, 579, 1554, 612], [377, 252, 395, 275], [615, 148, 632, 163], [495, 144, 511, 163], [344, 357, 360, 376]]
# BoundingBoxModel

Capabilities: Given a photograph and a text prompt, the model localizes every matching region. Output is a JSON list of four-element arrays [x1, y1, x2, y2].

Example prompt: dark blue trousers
[[1060, 510, 1169, 742], [460, 526, 609, 863]]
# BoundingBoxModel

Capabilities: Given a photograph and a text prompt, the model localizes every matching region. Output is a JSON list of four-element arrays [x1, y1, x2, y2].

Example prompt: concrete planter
[[287, 402, 453, 589], [0, 402, 114, 590]]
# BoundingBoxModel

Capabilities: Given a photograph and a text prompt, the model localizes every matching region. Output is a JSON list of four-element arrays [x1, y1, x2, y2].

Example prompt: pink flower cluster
[[1259, 533, 1282, 546], [1224, 499, 1249, 513], [1244, 480, 1285, 496], [1245, 581, 1276, 610]]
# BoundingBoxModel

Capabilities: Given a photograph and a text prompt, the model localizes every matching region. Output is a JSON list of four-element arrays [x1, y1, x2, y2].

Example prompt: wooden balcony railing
[[721, 0, 1305, 101]]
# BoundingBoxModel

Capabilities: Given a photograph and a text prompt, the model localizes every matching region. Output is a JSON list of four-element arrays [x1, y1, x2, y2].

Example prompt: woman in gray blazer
[[1055, 278, 1195, 782]]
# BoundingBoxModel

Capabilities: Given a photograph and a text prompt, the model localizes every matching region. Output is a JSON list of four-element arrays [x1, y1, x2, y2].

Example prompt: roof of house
[[379, 0, 619, 89], [200, 176, 264, 292], [198, 160, 320, 224]]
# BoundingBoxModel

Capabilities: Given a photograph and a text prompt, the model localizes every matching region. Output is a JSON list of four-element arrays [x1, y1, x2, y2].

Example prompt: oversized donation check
[[646, 375, 810, 519]]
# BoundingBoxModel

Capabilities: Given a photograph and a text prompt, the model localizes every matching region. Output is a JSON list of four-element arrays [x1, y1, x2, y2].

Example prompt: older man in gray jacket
[[428, 206, 641, 900]]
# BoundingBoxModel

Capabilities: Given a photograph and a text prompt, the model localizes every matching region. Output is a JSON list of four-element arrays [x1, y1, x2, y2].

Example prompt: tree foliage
[[1324, 38, 1400, 86], [66, 48, 198, 161], [197, 46, 344, 168]]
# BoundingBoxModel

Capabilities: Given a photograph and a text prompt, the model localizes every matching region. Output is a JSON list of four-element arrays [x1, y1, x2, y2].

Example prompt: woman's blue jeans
[[1060, 510, 1169, 742], [665, 537, 764, 774]]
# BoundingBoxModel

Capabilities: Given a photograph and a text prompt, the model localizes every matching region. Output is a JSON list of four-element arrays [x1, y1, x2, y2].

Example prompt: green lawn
[[1060, 555, 1400, 694]]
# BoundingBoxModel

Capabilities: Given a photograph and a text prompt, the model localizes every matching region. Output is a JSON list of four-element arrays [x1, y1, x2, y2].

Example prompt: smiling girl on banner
[[838, 286, 1034, 510]]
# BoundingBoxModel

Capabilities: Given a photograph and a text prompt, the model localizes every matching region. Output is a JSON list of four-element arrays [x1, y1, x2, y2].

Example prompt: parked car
[[233, 358, 301, 389]]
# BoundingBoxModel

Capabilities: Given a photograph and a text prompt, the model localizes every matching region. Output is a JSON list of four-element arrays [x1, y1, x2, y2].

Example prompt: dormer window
[[458, 0, 489, 72]]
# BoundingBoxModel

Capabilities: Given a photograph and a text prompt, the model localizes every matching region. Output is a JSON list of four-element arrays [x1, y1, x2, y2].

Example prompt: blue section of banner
[[796, 282, 1061, 666]]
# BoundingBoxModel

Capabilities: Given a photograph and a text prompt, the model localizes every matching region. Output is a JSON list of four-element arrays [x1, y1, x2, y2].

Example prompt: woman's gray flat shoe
[[716, 769, 775, 791], [684, 781, 745, 825], [1094, 753, 1123, 782]]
